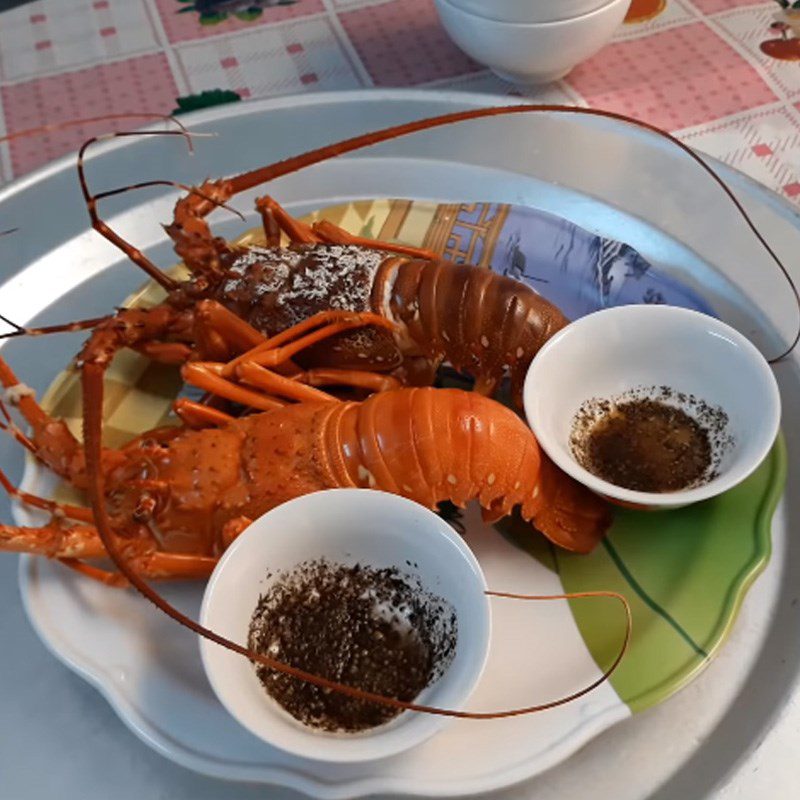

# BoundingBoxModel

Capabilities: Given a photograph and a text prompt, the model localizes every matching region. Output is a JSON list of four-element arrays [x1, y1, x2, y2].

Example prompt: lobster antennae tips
[[0, 312, 23, 333], [182, 129, 218, 155], [183, 130, 218, 139]]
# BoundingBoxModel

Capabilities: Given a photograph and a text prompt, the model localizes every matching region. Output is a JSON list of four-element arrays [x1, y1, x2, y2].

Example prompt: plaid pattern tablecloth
[[0, 0, 799, 202]]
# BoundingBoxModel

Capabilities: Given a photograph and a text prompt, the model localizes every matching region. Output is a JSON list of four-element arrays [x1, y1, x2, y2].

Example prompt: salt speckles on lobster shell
[[218, 244, 384, 326], [215, 244, 401, 369]]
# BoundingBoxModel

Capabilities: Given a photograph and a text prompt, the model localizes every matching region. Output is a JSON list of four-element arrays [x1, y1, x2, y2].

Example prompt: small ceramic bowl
[[447, 0, 615, 24], [200, 489, 491, 763], [434, 0, 631, 85], [523, 305, 781, 510]]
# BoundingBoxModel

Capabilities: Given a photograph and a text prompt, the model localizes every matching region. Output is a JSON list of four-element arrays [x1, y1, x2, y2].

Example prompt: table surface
[[1, 0, 800, 206], [1, 1, 800, 798]]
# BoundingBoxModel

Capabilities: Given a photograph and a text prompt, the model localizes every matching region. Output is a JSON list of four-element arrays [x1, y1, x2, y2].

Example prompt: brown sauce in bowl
[[570, 388, 731, 493], [581, 399, 711, 492]]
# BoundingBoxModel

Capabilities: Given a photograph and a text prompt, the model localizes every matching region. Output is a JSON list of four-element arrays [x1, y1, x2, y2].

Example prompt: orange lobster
[[70, 185, 567, 406], [0, 311, 609, 586]]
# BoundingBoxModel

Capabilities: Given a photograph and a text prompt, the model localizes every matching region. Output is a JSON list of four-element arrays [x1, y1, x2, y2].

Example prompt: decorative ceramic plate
[[16, 199, 786, 798]]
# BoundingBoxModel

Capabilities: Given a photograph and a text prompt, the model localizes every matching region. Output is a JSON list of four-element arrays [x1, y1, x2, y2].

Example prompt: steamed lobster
[[0, 312, 609, 585], [73, 184, 567, 407]]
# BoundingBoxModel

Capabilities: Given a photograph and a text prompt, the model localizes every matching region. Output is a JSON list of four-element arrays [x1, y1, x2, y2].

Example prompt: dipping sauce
[[247, 559, 457, 733], [570, 388, 731, 493]]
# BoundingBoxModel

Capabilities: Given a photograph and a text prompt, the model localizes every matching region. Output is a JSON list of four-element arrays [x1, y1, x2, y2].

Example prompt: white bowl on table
[[200, 488, 491, 763], [434, 0, 631, 85], [448, 0, 617, 23], [523, 306, 781, 511]]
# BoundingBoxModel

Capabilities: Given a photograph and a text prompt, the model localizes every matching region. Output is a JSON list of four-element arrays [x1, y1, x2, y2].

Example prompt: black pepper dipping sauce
[[570, 390, 731, 493], [247, 560, 457, 733]]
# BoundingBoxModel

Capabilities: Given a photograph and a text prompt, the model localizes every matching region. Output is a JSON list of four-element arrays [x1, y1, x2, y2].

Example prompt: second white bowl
[[200, 489, 491, 763], [523, 306, 781, 510], [434, 0, 631, 85]]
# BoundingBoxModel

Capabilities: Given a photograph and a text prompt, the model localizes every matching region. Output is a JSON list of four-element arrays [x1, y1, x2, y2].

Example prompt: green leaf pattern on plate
[[502, 436, 786, 712]]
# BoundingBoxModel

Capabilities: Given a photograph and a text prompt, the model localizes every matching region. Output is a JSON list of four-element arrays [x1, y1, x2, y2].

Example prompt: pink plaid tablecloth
[[1, 0, 800, 202]]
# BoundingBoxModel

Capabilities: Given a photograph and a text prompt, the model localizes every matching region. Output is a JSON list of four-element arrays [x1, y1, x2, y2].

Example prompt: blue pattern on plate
[[448, 203, 714, 320]]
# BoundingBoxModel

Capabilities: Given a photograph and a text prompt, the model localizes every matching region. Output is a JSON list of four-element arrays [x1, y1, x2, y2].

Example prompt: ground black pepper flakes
[[570, 386, 733, 493], [247, 559, 458, 733]]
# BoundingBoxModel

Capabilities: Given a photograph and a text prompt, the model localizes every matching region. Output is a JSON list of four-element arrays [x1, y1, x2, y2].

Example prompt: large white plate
[[2, 90, 799, 799]]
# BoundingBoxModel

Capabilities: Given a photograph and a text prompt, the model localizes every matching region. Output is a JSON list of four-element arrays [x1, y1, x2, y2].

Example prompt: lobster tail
[[521, 453, 613, 554], [387, 260, 568, 402], [336, 387, 541, 516], [332, 387, 609, 554]]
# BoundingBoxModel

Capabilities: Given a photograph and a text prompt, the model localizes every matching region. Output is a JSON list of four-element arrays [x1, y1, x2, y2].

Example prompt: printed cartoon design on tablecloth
[[624, 0, 667, 25], [760, 1, 800, 60], [173, 89, 242, 115], [420, 202, 712, 320], [177, 0, 298, 25]]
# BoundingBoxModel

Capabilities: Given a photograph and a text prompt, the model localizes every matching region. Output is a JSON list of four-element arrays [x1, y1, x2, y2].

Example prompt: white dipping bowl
[[523, 306, 781, 510], [448, 0, 617, 24], [200, 489, 491, 763], [434, 0, 631, 85]]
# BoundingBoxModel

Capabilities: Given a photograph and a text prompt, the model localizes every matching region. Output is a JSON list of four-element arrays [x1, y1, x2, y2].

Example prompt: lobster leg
[[182, 362, 286, 412], [256, 195, 322, 245], [0, 312, 112, 342], [108, 551, 218, 582], [78, 305, 194, 369], [173, 398, 235, 429], [191, 299, 300, 377], [59, 554, 217, 586], [222, 311, 393, 376], [0, 467, 93, 523], [257, 195, 440, 260], [311, 218, 440, 261], [59, 558, 131, 587], [296, 368, 401, 393], [0, 464, 218, 583], [0, 522, 109, 559], [134, 340, 193, 364], [0, 355, 91, 483], [187, 312, 397, 405], [0, 399, 37, 455], [235, 362, 336, 403], [193, 299, 267, 356], [0, 519, 217, 583], [192, 360, 397, 406]]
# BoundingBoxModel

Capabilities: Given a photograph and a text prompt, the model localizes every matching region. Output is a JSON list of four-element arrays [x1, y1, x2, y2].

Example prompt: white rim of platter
[[2, 90, 799, 799]]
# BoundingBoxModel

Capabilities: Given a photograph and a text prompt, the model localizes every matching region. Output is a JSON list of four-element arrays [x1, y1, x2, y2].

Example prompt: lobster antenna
[[0, 312, 24, 335], [0, 112, 190, 146], [92, 180, 245, 222], [77, 128, 213, 292], [0, 312, 112, 341]]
